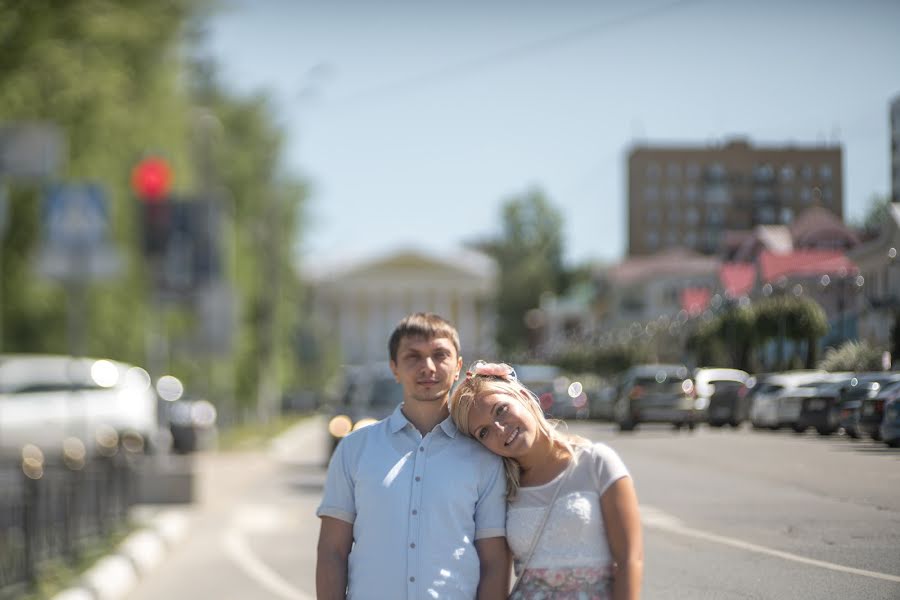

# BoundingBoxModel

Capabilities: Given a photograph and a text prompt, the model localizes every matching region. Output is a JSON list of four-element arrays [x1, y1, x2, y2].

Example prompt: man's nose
[[423, 356, 436, 371]]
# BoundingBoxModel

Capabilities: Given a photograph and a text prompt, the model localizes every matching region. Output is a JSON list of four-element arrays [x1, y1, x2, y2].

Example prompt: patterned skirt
[[509, 566, 613, 600]]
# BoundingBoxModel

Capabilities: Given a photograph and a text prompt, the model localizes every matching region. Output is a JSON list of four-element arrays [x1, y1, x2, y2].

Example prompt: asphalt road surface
[[125, 416, 900, 600]]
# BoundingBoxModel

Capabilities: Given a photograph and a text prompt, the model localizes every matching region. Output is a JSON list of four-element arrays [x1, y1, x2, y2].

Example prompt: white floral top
[[507, 442, 630, 599]]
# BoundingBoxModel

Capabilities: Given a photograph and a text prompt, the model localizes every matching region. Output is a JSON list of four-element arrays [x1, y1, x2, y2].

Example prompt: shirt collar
[[387, 404, 459, 439]]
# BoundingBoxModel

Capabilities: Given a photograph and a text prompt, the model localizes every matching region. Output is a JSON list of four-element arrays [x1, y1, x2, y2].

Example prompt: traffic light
[[132, 157, 172, 258]]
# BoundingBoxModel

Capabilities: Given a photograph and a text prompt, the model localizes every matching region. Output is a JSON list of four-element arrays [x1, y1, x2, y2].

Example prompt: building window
[[801, 164, 813, 181], [666, 231, 678, 245], [684, 184, 700, 202], [667, 163, 681, 179], [686, 163, 701, 180], [705, 185, 730, 205], [753, 187, 773, 203], [753, 163, 775, 183], [707, 163, 727, 182], [666, 185, 679, 202], [780, 207, 793, 224], [646, 162, 661, 179], [684, 231, 697, 247], [708, 207, 724, 225], [669, 209, 681, 224], [647, 208, 660, 224], [756, 206, 775, 223], [800, 186, 812, 203], [644, 185, 659, 202], [822, 186, 834, 203], [780, 165, 795, 182], [686, 208, 700, 225], [646, 230, 659, 247], [819, 164, 833, 180]]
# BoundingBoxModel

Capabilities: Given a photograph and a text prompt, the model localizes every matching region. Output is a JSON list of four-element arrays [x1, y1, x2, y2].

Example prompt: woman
[[450, 361, 643, 599]]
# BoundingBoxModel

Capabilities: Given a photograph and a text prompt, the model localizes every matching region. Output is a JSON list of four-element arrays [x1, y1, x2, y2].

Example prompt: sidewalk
[[50, 417, 320, 600]]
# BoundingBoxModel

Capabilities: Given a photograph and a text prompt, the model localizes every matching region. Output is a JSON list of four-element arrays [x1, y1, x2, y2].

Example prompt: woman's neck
[[517, 434, 571, 487]]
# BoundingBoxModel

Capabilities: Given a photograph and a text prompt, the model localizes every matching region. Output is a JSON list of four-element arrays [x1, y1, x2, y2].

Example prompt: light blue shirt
[[317, 404, 507, 600]]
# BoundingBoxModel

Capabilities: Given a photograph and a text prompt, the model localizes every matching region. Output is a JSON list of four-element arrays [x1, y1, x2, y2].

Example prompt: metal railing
[[0, 443, 140, 598]]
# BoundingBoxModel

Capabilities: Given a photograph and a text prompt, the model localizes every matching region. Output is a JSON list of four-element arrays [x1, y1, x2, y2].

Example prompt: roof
[[610, 248, 720, 285], [790, 206, 859, 248], [308, 246, 497, 283], [759, 250, 857, 283], [720, 263, 757, 297]]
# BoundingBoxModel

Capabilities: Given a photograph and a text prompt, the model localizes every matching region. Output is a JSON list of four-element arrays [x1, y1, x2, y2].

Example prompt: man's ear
[[389, 360, 399, 382], [455, 355, 463, 381]]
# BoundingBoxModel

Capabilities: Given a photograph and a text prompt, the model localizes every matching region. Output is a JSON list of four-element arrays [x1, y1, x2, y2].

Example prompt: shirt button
[[419, 447, 424, 452], [415, 476, 421, 482], [410, 542, 416, 549], [410, 576, 415, 583], [412, 509, 418, 515]]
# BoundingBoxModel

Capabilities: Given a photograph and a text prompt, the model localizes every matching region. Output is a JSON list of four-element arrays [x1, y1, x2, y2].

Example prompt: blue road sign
[[42, 183, 109, 246]]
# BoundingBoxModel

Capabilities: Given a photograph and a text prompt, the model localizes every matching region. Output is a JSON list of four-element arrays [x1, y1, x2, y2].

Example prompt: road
[[126, 417, 900, 600]]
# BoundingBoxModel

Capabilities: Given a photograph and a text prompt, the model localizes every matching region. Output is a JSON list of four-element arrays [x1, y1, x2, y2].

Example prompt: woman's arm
[[600, 476, 643, 600]]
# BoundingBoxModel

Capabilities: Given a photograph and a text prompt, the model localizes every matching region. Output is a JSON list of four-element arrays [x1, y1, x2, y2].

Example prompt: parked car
[[837, 373, 900, 439], [749, 371, 827, 429], [796, 375, 855, 435], [879, 395, 900, 447], [613, 364, 699, 432], [326, 364, 404, 455], [588, 380, 617, 421], [858, 379, 900, 441], [512, 364, 567, 417], [0, 353, 161, 456], [694, 367, 750, 427]]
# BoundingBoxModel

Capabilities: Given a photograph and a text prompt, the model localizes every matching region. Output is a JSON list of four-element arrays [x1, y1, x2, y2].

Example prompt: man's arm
[[600, 476, 643, 600], [474, 536, 511, 600], [316, 516, 354, 600]]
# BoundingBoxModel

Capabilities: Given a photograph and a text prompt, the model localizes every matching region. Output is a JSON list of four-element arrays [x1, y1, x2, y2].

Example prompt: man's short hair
[[389, 312, 461, 362]]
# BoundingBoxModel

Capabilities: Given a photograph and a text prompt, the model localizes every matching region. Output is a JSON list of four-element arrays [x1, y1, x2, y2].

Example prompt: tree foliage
[[817, 340, 885, 372], [0, 1, 311, 424], [473, 188, 567, 356]]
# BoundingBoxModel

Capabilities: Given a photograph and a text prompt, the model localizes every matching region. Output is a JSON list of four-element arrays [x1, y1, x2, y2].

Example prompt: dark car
[[859, 380, 900, 441], [796, 376, 854, 435], [838, 373, 900, 439], [326, 364, 404, 455], [880, 396, 900, 447], [613, 364, 698, 432], [694, 368, 750, 427]]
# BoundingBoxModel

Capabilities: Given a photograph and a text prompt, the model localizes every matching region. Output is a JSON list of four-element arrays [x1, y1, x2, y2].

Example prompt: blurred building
[[309, 248, 497, 365], [892, 95, 900, 203], [627, 138, 843, 256], [848, 203, 900, 351]]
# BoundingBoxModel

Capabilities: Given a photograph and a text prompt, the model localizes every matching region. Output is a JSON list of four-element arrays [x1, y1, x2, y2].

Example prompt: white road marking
[[641, 504, 900, 584], [223, 504, 314, 600]]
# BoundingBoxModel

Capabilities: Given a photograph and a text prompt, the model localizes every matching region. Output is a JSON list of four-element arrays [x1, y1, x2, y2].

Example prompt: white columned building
[[310, 248, 498, 365]]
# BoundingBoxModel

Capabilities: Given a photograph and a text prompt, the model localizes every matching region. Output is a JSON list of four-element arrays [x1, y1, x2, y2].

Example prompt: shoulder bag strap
[[508, 459, 571, 597]]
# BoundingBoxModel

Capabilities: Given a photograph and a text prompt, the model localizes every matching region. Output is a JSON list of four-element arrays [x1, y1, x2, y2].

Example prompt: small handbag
[[508, 461, 571, 599]]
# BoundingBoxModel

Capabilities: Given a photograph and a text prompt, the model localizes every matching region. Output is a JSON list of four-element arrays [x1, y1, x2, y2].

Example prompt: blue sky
[[202, 0, 900, 269]]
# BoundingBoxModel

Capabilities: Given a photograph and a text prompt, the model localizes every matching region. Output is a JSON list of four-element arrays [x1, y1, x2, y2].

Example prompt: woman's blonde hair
[[450, 365, 585, 501]]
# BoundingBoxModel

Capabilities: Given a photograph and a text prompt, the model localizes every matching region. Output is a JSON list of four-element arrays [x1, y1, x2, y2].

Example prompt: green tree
[[473, 188, 567, 356]]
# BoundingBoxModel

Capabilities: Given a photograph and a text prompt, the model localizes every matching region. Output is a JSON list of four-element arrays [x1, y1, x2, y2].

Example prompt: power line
[[329, 0, 704, 107]]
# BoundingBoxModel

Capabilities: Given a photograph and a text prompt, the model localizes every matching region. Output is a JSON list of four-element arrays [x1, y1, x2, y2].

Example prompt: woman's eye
[[497, 405, 507, 415], [477, 428, 487, 440]]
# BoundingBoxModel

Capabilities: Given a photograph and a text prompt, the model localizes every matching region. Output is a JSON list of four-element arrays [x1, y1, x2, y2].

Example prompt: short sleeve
[[473, 453, 507, 540], [591, 442, 630, 496], [316, 436, 357, 524]]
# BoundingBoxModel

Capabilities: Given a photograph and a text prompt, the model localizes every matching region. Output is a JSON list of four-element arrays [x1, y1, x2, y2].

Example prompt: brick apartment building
[[627, 138, 843, 256], [892, 95, 900, 203]]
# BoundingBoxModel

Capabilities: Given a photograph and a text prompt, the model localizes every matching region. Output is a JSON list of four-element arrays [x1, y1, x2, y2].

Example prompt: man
[[316, 312, 510, 599]]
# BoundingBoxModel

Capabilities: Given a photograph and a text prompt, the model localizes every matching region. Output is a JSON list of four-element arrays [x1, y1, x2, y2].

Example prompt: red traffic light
[[131, 157, 172, 202]]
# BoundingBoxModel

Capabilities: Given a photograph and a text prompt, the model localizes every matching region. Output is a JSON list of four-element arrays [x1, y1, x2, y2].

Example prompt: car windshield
[[634, 374, 686, 392], [754, 383, 783, 395]]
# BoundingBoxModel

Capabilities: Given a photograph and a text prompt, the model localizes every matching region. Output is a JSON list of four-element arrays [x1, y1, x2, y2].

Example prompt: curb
[[50, 509, 190, 600]]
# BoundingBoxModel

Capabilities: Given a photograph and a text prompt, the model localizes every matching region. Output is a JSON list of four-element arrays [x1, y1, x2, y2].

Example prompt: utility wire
[[329, 0, 704, 107]]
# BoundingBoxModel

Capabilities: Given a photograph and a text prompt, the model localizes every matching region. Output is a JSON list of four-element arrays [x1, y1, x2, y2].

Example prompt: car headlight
[[328, 415, 353, 438]]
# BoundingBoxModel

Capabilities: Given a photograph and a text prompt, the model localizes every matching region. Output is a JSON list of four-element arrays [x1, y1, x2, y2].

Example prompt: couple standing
[[316, 312, 643, 599]]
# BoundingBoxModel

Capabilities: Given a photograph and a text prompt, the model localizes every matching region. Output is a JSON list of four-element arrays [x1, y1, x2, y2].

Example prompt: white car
[[0, 354, 160, 457], [749, 371, 829, 429]]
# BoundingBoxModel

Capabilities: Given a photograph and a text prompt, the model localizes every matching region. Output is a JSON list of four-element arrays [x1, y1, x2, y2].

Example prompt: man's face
[[390, 335, 462, 404]]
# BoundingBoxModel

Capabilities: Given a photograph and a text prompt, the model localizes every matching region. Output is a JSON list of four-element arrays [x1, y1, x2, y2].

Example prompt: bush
[[817, 340, 885, 372]]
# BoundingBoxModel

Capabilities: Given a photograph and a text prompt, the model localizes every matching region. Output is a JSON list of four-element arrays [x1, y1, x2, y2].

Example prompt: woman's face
[[466, 391, 538, 458]]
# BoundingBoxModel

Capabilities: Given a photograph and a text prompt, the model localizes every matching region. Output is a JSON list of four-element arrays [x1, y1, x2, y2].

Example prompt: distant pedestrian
[[450, 361, 643, 599], [316, 313, 509, 599]]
